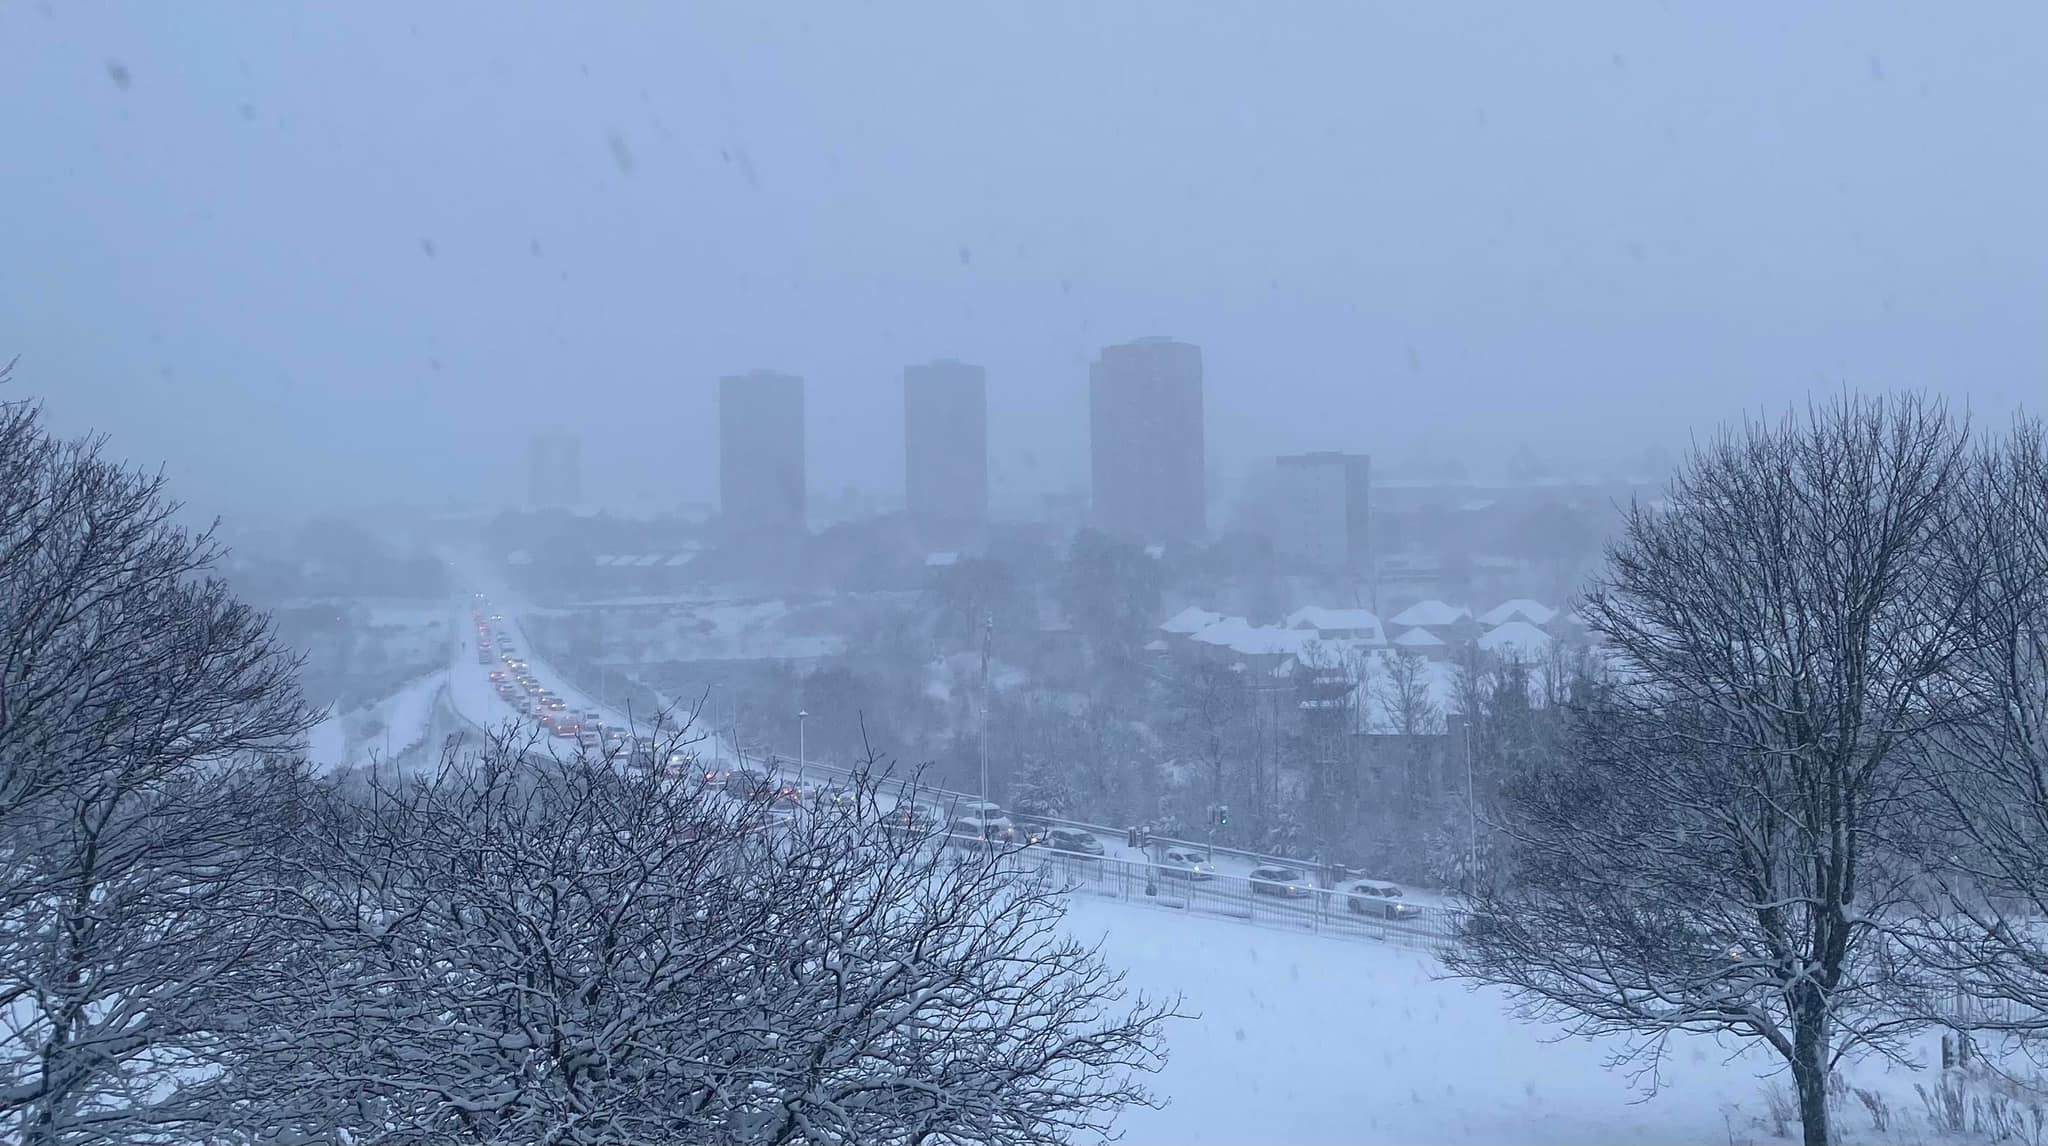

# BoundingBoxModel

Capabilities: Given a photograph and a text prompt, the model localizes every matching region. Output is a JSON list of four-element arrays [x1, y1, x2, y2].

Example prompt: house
[[1387, 599, 1479, 646], [1478, 598, 1558, 628], [1389, 627, 1450, 661], [1388, 599, 1471, 628], [1161, 605, 1225, 635], [1284, 606, 1387, 645], [1478, 620, 1554, 657], [1188, 617, 1315, 672]]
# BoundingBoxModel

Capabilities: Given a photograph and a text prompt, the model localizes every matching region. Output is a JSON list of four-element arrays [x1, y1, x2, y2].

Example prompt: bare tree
[[1445, 394, 1973, 1146], [204, 735, 1177, 1144], [1898, 419, 2048, 1039], [0, 385, 313, 1145]]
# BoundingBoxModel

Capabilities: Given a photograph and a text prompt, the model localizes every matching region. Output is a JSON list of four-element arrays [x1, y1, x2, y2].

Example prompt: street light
[[797, 709, 808, 786], [980, 612, 992, 813]]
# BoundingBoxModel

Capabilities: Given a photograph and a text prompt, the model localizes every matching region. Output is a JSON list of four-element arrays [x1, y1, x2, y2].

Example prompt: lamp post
[[980, 612, 992, 813], [797, 708, 807, 787]]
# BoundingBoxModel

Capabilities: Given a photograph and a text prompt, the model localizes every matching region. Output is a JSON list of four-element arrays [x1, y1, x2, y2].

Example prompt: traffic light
[[1217, 804, 1230, 827]]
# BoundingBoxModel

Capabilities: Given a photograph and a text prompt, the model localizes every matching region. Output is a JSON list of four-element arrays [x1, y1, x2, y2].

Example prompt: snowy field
[[305, 669, 448, 772], [1069, 897, 1959, 1146]]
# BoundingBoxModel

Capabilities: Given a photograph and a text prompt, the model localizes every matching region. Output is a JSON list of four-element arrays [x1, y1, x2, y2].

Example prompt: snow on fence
[[1016, 849, 1463, 951]]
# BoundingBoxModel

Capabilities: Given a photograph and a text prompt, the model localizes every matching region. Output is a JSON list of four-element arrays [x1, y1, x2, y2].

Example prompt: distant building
[[903, 360, 988, 526], [719, 370, 806, 536], [527, 431, 581, 508], [1089, 337, 1205, 544], [1271, 452, 1371, 570]]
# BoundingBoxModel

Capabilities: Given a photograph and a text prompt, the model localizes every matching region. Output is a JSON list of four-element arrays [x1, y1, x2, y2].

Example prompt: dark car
[[806, 782, 854, 808], [1249, 866, 1315, 899], [886, 802, 942, 834], [723, 770, 772, 799], [1345, 881, 1421, 920], [1043, 828, 1105, 857]]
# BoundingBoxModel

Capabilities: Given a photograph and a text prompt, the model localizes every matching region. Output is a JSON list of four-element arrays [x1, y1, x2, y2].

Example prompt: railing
[[1005, 846, 1463, 951], [747, 750, 1345, 877]]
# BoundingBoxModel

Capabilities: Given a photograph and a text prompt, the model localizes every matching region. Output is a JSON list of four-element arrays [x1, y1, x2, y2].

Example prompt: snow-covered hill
[[1069, 897, 1960, 1145]]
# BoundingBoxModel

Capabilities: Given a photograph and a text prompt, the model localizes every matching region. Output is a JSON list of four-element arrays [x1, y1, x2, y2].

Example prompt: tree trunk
[[1791, 993, 1832, 1146]]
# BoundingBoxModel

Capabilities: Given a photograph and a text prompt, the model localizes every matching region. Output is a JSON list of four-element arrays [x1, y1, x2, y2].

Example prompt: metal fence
[[1010, 848, 1464, 951]]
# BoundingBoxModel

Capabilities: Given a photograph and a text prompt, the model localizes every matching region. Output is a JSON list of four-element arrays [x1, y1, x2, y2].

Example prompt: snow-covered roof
[[1389, 600, 1471, 628], [1160, 605, 1225, 635], [1143, 638, 1171, 652], [663, 553, 693, 567], [1478, 598, 1558, 627], [1285, 606, 1386, 641], [1391, 627, 1446, 648], [1479, 620, 1554, 653], [1191, 617, 1313, 657], [925, 551, 959, 567]]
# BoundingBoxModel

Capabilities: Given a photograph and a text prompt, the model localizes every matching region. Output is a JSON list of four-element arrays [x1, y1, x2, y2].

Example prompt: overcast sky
[[3, 2, 2043, 516]]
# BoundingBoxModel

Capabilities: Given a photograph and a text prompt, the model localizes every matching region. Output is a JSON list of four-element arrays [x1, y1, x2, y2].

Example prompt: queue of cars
[[473, 599, 611, 752]]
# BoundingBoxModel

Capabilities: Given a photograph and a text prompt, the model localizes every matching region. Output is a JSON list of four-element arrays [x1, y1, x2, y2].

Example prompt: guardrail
[[745, 750, 1354, 879], [1001, 845, 1463, 951]]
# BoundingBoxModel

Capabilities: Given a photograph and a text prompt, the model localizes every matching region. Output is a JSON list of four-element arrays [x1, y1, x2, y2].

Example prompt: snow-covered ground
[[1072, 896, 1957, 1146], [306, 670, 448, 771]]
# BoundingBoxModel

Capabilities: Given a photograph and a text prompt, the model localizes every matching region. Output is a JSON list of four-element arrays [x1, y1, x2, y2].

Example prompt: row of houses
[[1153, 598, 1584, 673]]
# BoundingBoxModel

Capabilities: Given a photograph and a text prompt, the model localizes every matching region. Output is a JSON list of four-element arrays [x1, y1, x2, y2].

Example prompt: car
[[946, 818, 1001, 848], [723, 770, 772, 799], [476, 651, 494, 664], [949, 798, 1007, 822], [806, 782, 854, 808], [544, 696, 566, 711], [1043, 828, 1105, 857], [886, 802, 942, 834], [505, 657, 528, 671], [1345, 881, 1420, 920], [552, 720, 580, 740], [1158, 848, 1215, 881], [581, 709, 603, 727], [488, 670, 507, 682], [577, 729, 603, 751], [1248, 866, 1315, 899], [488, 612, 504, 622], [947, 812, 1017, 845]]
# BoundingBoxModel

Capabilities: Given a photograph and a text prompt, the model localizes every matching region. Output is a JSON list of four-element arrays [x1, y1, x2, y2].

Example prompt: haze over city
[[5, 3, 2043, 516]]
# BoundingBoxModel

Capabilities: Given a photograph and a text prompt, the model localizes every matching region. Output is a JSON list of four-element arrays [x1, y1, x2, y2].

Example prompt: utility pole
[[979, 611, 992, 817], [797, 708, 807, 787]]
